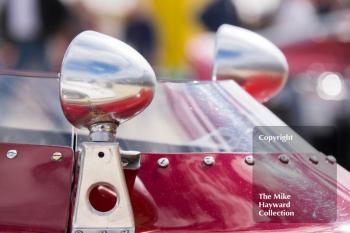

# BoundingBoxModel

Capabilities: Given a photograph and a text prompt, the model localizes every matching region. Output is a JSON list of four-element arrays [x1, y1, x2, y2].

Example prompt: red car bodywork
[[1, 143, 350, 232], [0, 143, 73, 233]]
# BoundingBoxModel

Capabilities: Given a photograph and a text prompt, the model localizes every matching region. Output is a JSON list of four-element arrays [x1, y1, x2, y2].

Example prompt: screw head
[[203, 156, 215, 166], [278, 154, 289, 164], [6, 150, 17, 159], [52, 152, 63, 161], [326, 155, 336, 164], [245, 155, 254, 165], [157, 157, 169, 168], [309, 155, 319, 164]]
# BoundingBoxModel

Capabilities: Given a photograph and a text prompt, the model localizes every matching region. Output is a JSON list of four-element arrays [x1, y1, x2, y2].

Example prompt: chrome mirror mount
[[60, 31, 156, 233], [213, 24, 288, 102]]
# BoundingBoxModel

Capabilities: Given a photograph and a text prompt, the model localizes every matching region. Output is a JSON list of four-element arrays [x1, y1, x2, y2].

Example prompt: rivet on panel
[[203, 156, 215, 166], [157, 157, 169, 168], [52, 152, 63, 161], [245, 155, 254, 165], [309, 155, 319, 164], [6, 150, 17, 159], [278, 154, 289, 164], [326, 155, 336, 164]]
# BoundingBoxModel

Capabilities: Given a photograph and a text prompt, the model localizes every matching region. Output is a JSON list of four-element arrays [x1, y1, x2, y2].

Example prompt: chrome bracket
[[120, 150, 141, 170], [72, 142, 135, 233]]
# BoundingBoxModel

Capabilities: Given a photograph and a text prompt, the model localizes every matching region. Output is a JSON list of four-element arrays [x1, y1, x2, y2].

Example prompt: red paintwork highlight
[[126, 153, 350, 232], [62, 88, 154, 126], [217, 73, 284, 102], [89, 184, 117, 212], [281, 38, 350, 76], [0, 143, 74, 233]]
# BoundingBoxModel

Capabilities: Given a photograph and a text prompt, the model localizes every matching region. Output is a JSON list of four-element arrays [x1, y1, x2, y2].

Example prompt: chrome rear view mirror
[[60, 30, 156, 141], [60, 31, 157, 233], [213, 24, 288, 102]]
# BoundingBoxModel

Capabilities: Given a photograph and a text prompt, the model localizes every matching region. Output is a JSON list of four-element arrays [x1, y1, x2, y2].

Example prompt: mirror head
[[213, 24, 288, 102], [60, 31, 156, 141]]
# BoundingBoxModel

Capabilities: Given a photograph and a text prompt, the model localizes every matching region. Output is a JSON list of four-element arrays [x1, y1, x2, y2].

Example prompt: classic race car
[[0, 25, 349, 233]]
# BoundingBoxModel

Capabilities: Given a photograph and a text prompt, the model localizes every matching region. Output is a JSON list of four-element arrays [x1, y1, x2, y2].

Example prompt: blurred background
[[0, 0, 350, 169]]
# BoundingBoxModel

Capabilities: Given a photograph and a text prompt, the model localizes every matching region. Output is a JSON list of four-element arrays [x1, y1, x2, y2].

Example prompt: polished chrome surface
[[6, 150, 17, 159], [244, 155, 254, 165], [60, 31, 156, 139], [213, 24, 288, 102], [120, 150, 141, 170], [326, 155, 337, 164], [278, 154, 290, 164], [72, 142, 135, 233], [59, 31, 150, 232], [309, 155, 319, 164], [89, 122, 117, 142], [51, 152, 63, 161], [203, 155, 215, 166], [157, 157, 169, 168]]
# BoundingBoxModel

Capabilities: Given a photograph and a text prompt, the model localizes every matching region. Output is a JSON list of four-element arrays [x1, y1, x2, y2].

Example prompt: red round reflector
[[89, 184, 117, 212]]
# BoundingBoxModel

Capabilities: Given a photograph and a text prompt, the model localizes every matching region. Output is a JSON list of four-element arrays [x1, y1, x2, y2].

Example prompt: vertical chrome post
[[72, 143, 134, 233], [59, 31, 156, 233]]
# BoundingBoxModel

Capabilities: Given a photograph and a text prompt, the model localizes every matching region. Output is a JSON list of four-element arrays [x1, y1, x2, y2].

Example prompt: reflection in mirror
[[60, 31, 156, 138], [213, 24, 288, 102]]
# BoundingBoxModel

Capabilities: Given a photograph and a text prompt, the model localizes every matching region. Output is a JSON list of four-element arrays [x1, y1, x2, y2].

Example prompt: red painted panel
[[0, 143, 74, 233], [1, 146, 350, 233], [128, 153, 350, 232]]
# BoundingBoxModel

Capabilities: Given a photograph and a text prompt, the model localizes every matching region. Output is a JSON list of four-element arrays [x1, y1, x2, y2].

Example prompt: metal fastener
[[52, 152, 63, 161], [309, 155, 319, 164], [6, 150, 17, 159], [326, 155, 336, 164], [278, 154, 289, 164], [245, 155, 254, 165], [100, 231, 107, 233], [157, 157, 169, 168], [75, 231, 83, 233], [203, 156, 215, 166]]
